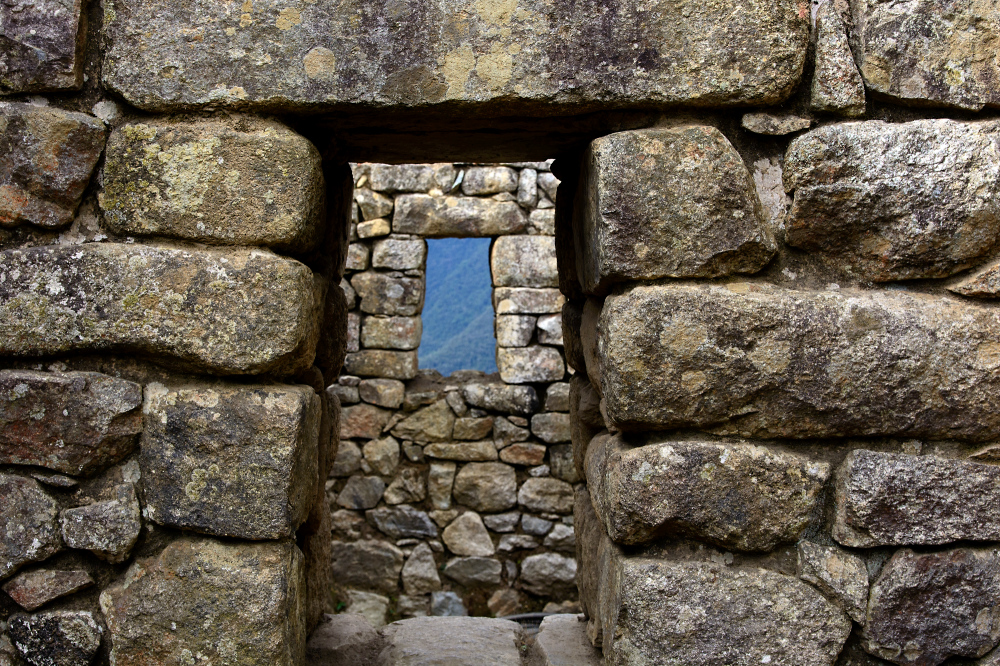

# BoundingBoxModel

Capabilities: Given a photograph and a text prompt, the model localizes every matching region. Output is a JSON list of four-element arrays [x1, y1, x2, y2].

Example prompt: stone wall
[[329, 162, 580, 624]]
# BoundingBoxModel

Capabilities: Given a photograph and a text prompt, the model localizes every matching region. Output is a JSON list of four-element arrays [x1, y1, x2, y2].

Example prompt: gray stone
[[367, 506, 438, 539], [522, 515, 554, 536], [543, 383, 570, 413], [377, 617, 523, 665], [798, 541, 869, 624], [369, 164, 457, 193], [361, 316, 422, 350], [102, 0, 809, 114], [520, 553, 577, 597], [7, 611, 100, 666], [337, 476, 386, 510], [462, 382, 539, 416], [342, 405, 392, 440], [491, 236, 558, 288], [357, 218, 391, 239], [483, 512, 520, 533], [499, 443, 546, 466], [0, 244, 321, 375], [536, 314, 563, 345], [834, 449, 1000, 547], [141, 382, 319, 540], [535, 614, 603, 666], [341, 278, 358, 309], [346, 244, 370, 271], [392, 399, 455, 442], [587, 435, 828, 550], [0, 370, 142, 476], [548, 444, 580, 484], [394, 195, 527, 237], [853, 0, 1000, 111], [443, 557, 502, 587], [601, 283, 1000, 441], [0, 0, 85, 93], [396, 595, 429, 618], [0, 474, 61, 580], [424, 440, 498, 462], [0, 104, 105, 229], [101, 117, 324, 251], [346, 313, 361, 353], [951, 259, 1000, 298], [346, 351, 419, 381], [493, 288, 565, 315], [453, 463, 517, 512], [371, 238, 427, 271], [306, 614, 383, 666], [453, 417, 494, 441], [427, 462, 456, 511], [2, 570, 93, 612], [351, 272, 424, 316], [430, 591, 468, 617], [576, 127, 776, 295], [543, 524, 576, 553], [488, 588, 522, 618], [784, 119, 1000, 280], [538, 172, 560, 201], [354, 188, 393, 221], [495, 315, 536, 348], [497, 535, 539, 553], [810, 2, 865, 117], [444, 391, 467, 417], [384, 468, 426, 505], [531, 413, 571, 444], [363, 437, 400, 476], [359, 379, 406, 409], [331, 440, 363, 477], [345, 590, 390, 629], [518, 478, 574, 515], [330, 540, 404, 594], [493, 416, 531, 448], [497, 346, 565, 384], [865, 547, 1000, 665], [60, 483, 141, 563], [529, 208, 555, 235], [518, 168, 538, 208], [442, 512, 495, 557], [741, 112, 813, 135], [401, 543, 441, 596], [100, 537, 306, 666], [462, 167, 519, 195]]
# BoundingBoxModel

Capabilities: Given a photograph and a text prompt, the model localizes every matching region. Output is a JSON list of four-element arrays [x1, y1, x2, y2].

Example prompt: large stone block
[[0, 103, 106, 229], [101, 117, 324, 252], [853, 0, 1000, 111], [865, 547, 1000, 665], [344, 350, 419, 380], [493, 287, 565, 314], [810, 2, 865, 116], [361, 316, 422, 350], [330, 540, 404, 594], [368, 163, 457, 193], [102, 0, 808, 114], [0, 244, 321, 375], [0, 0, 85, 92], [371, 238, 427, 271], [575, 127, 776, 294], [394, 195, 526, 237], [61, 483, 142, 563], [351, 272, 424, 316], [600, 283, 1000, 441], [491, 236, 558, 288], [141, 382, 319, 540], [0, 474, 61, 580], [7, 610, 101, 666], [462, 381, 538, 416], [587, 434, 828, 551], [497, 346, 564, 384], [784, 120, 1000, 281], [834, 450, 1000, 547], [452, 462, 517, 512], [0, 370, 141, 476], [377, 617, 524, 665], [100, 537, 306, 666]]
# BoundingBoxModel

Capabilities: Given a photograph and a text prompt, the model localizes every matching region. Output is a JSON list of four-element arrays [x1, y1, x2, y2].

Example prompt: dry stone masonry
[[0, 0, 998, 664]]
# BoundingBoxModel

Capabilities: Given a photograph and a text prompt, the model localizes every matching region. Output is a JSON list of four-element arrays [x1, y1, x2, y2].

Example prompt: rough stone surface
[[453, 417, 494, 441], [359, 379, 406, 409], [865, 547, 1000, 665], [2, 569, 93, 612], [462, 381, 539, 416], [0, 370, 142, 476], [430, 590, 467, 617], [532, 413, 571, 444], [367, 506, 438, 539], [797, 541, 869, 623], [0, 474, 61, 580], [0, 244, 321, 375], [394, 195, 527, 238], [535, 614, 603, 666], [351, 272, 424, 316], [741, 112, 813, 135], [101, 117, 324, 251], [331, 440, 363, 477], [491, 236, 558, 288], [141, 382, 319, 540], [537, 314, 563, 345], [497, 346, 565, 384], [392, 399, 455, 442], [494, 287, 565, 315], [834, 449, 1000, 547], [361, 316, 422, 350], [853, 0, 1000, 111], [371, 238, 427, 271], [355, 189, 393, 221], [520, 553, 577, 597], [363, 437, 401, 476], [576, 127, 776, 295], [443, 557, 502, 587], [102, 0, 809, 114], [7, 611, 101, 666], [369, 164, 457, 193], [452, 463, 517, 512], [341, 405, 392, 440], [518, 478, 574, 515], [337, 475, 386, 510], [784, 119, 1000, 281], [0, 0, 85, 93], [810, 3, 865, 116], [376, 617, 523, 666], [463, 167, 518, 195], [345, 590, 390, 628], [495, 315, 537, 347], [601, 283, 1000, 441], [330, 540, 404, 594], [424, 440, 498, 462], [383, 468, 426, 505], [100, 536, 306, 666], [60, 483, 141, 563], [951, 259, 1000, 298], [442, 512, 495, 557], [586, 435, 828, 550], [306, 614, 383, 666], [499, 442, 546, 466], [0, 104, 105, 229], [427, 462, 456, 510], [345, 351, 419, 380], [401, 543, 441, 595]]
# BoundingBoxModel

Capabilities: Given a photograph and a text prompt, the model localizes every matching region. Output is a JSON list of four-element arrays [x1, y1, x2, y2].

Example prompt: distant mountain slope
[[419, 238, 498, 375]]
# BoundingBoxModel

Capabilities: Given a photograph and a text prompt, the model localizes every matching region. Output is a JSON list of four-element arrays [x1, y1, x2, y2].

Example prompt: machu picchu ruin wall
[[1, 0, 999, 664]]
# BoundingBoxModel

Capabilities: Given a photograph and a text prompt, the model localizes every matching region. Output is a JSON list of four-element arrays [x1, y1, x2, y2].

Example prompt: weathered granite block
[[810, 2, 865, 116], [101, 0, 808, 114], [797, 541, 869, 624], [361, 316, 422, 350], [378, 617, 523, 665], [2, 569, 93, 611], [784, 119, 1000, 280], [452, 462, 517, 512], [330, 540, 404, 594], [462, 381, 538, 415], [0, 474, 61, 580], [368, 163, 457, 193], [462, 167, 518, 195], [344, 350, 419, 380], [0, 0, 85, 92], [0, 244, 321, 375], [0, 370, 141, 476], [0, 103, 106, 229], [141, 382, 320, 540], [586, 434, 828, 550], [61, 483, 142, 563], [100, 536, 306, 666], [394, 195, 526, 237], [101, 117, 325, 251], [575, 127, 776, 294], [493, 288, 565, 315], [600, 283, 1000, 441], [7, 610, 101, 666], [371, 238, 427, 271], [834, 450, 1000, 547], [491, 236, 558, 288], [497, 346, 564, 384], [350, 272, 424, 316]]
